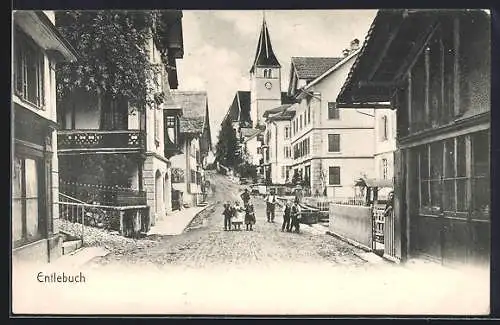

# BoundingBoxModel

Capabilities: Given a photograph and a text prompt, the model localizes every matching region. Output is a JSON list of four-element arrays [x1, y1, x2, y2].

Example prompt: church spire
[[250, 13, 280, 73]]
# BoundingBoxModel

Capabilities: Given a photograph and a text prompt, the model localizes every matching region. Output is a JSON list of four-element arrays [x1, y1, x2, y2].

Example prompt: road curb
[[325, 231, 372, 253], [183, 203, 217, 232]]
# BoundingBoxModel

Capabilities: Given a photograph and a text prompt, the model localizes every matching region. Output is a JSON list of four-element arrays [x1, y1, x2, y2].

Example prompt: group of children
[[222, 188, 302, 233], [222, 201, 256, 231], [281, 199, 301, 233]]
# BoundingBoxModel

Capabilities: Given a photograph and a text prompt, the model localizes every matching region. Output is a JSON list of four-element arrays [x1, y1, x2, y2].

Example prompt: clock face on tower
[[265, 81, 272, 89]]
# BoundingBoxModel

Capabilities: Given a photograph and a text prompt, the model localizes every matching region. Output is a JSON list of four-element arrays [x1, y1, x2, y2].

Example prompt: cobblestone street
[[88, 172, 367, 270]]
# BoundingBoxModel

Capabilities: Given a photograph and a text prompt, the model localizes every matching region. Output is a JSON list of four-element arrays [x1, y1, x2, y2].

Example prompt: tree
[[55, 10, 167, 110], [215, 119, 241, 169]]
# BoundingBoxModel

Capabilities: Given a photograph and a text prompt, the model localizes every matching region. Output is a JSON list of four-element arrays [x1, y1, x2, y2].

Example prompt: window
[[417, 131, 490, 220], [268, 69, 272, 78], [190, 170, 196, 184], [328, 102, 339, 119], [382, 158, 388, 180], [263, 69, 268, 78], [285, 127, 290, 139], [12, 156, 43, 247], [154, 106, 160, 144], [328, 134, 340, 152], [381, 115, 388, 141], [329, 167, 341, 185], [14, 29, 45, 108], [307, 105, 311, 124], [286, 167, 291, 181], [284, 146, 291, 159], [166, 116, 175, 127], [299, 115, 303, 129], [281, 166, 285, 179]]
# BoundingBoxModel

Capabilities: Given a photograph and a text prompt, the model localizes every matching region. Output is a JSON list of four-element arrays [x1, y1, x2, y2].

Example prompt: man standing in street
[[265, 189, 277, 222], [282, 200, 292, 232], [290, 198, 301, 233], [240, 188, 251, 206]]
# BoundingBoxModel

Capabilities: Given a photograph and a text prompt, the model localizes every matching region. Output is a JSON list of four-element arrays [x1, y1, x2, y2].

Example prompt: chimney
[[350, 38, 360, 51], [342, 49, 350, 57]]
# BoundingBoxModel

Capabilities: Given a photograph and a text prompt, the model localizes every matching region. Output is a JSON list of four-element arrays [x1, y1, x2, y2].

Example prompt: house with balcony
[[56, 11, 184, 227], [165, 91, 212, 209], [285, 45, 376, 199], [12, 10, 78, 263], [336, 9, 490, 266]]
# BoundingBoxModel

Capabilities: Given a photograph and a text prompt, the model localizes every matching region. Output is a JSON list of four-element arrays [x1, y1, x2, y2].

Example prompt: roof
[[266, 104, 295, 121], [14, 11, 79, 62], [223, 91, 295, 125], [240, 128, 262, 141], [291, 57, 343, 80], [263, 104, 292, 118], [250, 17, 280, 73], [223, 91, 252, 126], [337, 9, 490, 105], [166, 91, 209, 134]]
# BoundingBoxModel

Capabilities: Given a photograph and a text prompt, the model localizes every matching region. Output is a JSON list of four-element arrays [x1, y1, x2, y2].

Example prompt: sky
[[175, 10, 378, 147]]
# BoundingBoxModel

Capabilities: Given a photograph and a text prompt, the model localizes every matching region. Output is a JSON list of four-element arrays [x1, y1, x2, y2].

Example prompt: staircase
[[58, 193, 88, 256]]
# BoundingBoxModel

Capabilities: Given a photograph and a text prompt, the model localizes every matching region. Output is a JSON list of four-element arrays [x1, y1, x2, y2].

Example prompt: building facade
[[374, 108, 397, 183], [286, 50, 376, 199], [166, 91, 212, 208], [56, 11, 184, 226], [337, 9, 490, 267], [12, 11, 77, 263]]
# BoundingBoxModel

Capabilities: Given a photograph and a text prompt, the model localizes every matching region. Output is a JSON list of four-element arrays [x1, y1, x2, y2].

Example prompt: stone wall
[[329, 203, 373, 250]]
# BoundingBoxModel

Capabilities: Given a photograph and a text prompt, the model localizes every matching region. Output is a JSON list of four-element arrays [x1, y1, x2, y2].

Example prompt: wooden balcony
[[58, 130, 145, 155]]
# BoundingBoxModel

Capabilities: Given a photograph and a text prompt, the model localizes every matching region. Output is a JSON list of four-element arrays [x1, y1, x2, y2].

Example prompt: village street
[[57, 171, 487, 315], [88, 171, 367, 269]]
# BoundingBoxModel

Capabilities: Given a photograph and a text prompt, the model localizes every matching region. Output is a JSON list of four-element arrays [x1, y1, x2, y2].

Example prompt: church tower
[[250, 15, 282, 128]]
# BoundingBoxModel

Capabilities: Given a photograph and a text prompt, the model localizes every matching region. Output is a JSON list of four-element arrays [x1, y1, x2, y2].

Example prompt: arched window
[[263, 69, 268, 78], [268, 69, 272, 78]]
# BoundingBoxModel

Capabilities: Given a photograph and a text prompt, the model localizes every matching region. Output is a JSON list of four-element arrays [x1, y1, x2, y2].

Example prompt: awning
[[355, 177, 393, 189], [336, 9, 443, 106], [337, 9, 490, 107]]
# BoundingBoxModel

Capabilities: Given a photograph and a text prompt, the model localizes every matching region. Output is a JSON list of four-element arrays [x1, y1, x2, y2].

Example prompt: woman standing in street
[[245, 202, 256, 231]]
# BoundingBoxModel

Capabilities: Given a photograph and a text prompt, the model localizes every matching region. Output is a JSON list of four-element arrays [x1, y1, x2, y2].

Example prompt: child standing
[[232, 201, 244, 230], [245, 203, 256, 231], [223, 202, 233, 231]]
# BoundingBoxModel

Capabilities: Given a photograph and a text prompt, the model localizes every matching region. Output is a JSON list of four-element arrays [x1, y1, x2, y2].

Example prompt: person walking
[[281, 200, 292, 232], [265, 190, 277, 223], [290, 199, 301, 233]]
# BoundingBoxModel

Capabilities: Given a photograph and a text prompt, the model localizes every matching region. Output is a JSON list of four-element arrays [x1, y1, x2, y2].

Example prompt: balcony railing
[[58, 130, 145, 153], [59, 180, 147, 206]]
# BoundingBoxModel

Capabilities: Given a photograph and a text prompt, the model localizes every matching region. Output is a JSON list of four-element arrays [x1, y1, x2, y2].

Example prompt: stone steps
[[62, 239, 83, 256]]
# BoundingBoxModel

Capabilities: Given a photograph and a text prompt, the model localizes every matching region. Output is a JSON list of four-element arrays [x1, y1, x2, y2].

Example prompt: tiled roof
[[291, 57, 343, 80], [263, 104, 292, 118], [223, 91, 294, 126], [240, 128, 262, 139], [180, 117, 205, 134], [166, 90, 208, 134]]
